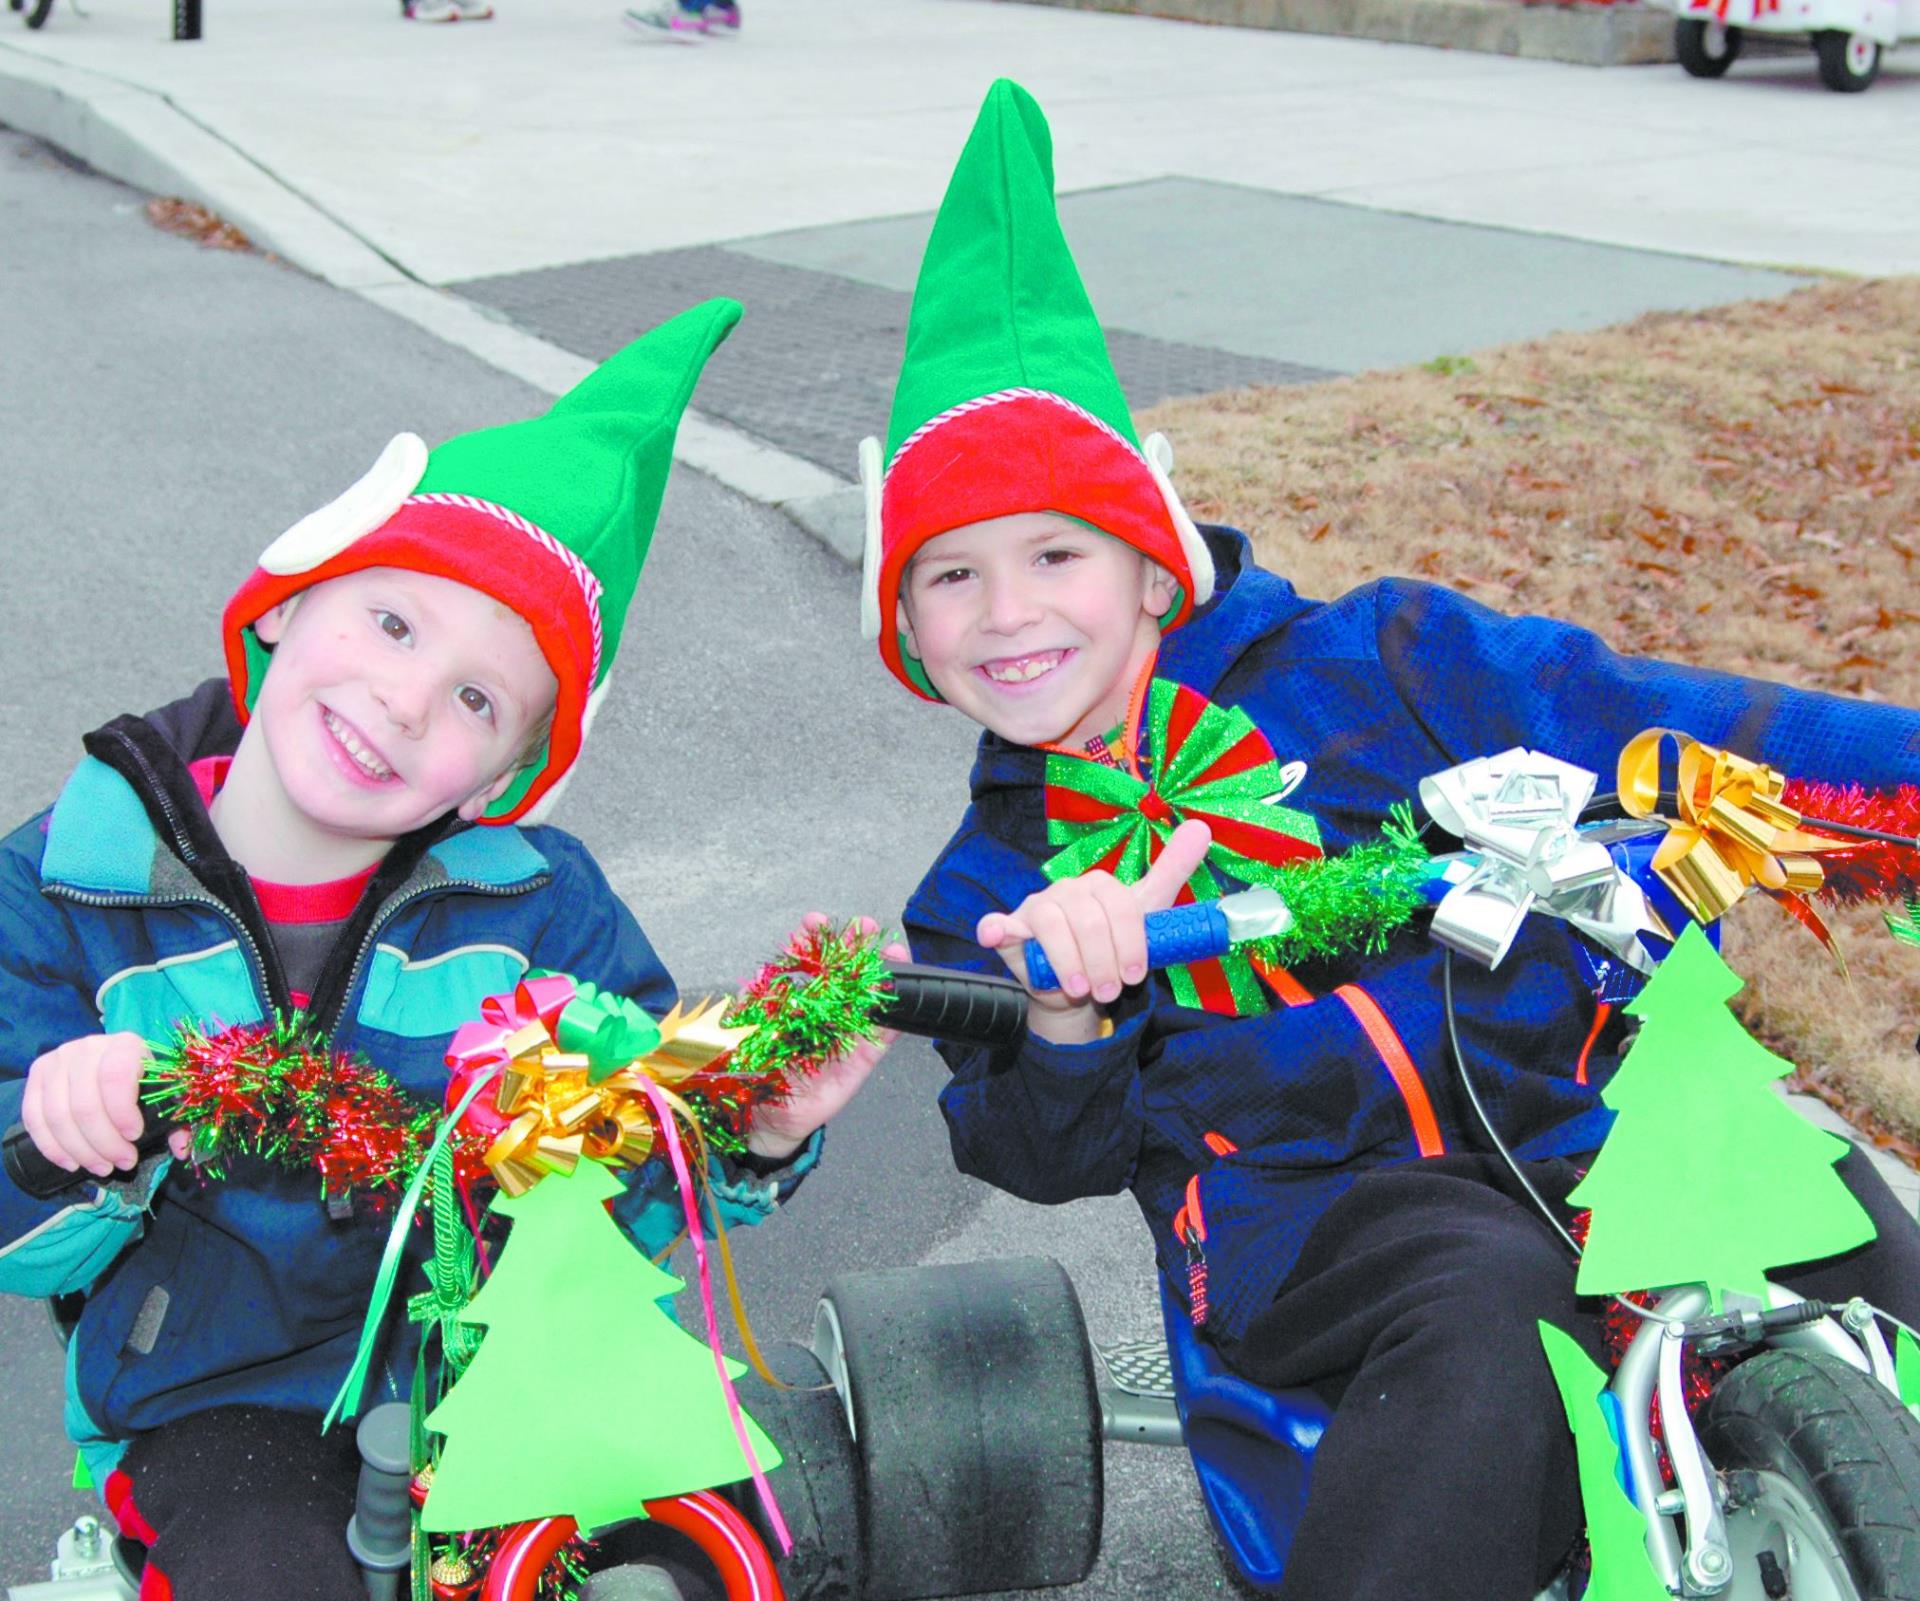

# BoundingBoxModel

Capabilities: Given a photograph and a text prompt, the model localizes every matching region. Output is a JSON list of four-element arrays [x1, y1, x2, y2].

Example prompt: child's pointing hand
[[978, 818, 1213, 1045]]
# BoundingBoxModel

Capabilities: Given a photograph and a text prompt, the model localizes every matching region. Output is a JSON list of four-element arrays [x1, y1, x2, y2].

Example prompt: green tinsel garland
[[1241, 804, 1433, 969]]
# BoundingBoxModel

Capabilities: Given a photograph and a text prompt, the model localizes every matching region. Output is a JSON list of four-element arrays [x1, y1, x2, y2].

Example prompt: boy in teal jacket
[[0, 301, 882, 1597]]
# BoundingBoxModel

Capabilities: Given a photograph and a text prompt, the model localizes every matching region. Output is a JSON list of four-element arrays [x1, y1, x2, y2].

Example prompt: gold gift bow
[[480, 999, 750, 1196], [1617, 729, 1852, 953]]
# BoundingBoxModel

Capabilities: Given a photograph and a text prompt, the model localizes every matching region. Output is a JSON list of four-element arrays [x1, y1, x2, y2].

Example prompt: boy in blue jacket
[[876, 83, 1920, 1601], [0, 301, 882, 1598]]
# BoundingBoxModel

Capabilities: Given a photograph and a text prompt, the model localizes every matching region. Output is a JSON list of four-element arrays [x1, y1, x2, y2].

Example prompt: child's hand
[[744, 915, 907, 1163], [21, 1033, 192, 1179], [979, 819, 1213, 1045]]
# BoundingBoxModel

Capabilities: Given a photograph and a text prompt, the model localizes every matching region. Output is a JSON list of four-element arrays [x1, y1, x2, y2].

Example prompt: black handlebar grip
[[2, 1118, 178, 1201], [873, 961, 1029, 1048]]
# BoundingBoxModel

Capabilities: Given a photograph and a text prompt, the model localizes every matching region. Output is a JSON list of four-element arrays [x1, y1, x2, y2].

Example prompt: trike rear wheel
[[1700, 1348, 1920, 1600]]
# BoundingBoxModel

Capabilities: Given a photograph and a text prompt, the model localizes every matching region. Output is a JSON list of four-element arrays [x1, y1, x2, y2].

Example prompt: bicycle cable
[[1866, 1303, 1920, 1350], [1443, 948, 1688, 1330]]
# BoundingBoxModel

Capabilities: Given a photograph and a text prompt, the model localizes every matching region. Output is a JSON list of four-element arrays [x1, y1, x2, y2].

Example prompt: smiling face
[[220, 567, 560, 877], [898, 512, 1175, 749]]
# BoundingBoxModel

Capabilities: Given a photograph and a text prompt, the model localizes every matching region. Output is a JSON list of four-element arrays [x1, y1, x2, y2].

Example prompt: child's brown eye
[[375, 610, 411, 642], [459, 687, 494, 720]]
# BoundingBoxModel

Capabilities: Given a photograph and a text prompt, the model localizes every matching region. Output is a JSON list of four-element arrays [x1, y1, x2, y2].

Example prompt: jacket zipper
[[49, 876, 548, 1043], [89, 726, 290, 1011], [319, 875, 548, 1040], [1172, 1132, 1240, 1328], [44, 884, 277, 1011]]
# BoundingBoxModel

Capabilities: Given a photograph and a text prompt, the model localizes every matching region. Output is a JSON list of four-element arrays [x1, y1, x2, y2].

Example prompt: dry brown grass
[[1139, 277, 1920, 1155]]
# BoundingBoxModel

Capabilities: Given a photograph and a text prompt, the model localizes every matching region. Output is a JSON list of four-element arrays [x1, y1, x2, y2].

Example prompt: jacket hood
[[966, 525, 1313, 805]]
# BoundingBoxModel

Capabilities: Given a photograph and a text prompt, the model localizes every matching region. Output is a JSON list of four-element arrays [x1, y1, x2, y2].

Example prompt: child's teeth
[[989, 654, 1057, 683], [326, 711, 394, 778]]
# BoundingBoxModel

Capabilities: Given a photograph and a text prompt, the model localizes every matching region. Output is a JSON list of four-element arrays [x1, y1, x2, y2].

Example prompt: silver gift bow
[[1418, 749, 1667, 972]]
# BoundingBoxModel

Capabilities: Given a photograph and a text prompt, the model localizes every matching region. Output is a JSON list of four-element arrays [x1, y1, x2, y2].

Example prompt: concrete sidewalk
[[6, 0, 1909, 548], [3, 0, 1917, 288]]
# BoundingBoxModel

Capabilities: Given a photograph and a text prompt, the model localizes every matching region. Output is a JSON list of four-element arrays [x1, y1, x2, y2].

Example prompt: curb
[[1784, 1087, 1920, 1219], [1003, 0, 1675, 67], [0, 41, 866, 561]]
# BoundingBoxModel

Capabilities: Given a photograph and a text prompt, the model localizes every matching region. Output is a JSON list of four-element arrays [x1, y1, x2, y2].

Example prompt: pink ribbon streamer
[[632, 1075, 793, 1556]]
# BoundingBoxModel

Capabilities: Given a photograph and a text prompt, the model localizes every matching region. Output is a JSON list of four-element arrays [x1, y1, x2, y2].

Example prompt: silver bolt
[[72, 1516, 100, 1556], [1842, 1297, 1874, 1333], [1696, 1544, 1730, 1578]]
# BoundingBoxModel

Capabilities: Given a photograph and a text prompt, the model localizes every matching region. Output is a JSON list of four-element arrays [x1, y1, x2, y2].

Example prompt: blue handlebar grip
[[1144, 900, 1234, 971], [1021, 900, 1234, 992]]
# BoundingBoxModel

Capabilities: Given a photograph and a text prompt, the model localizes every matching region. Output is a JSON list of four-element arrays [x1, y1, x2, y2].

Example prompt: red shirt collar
[[187, 757, 378, 924]]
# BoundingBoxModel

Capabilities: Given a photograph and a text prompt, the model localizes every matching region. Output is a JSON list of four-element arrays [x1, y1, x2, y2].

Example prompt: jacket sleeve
[[1369, 579, 1920, 789], [905, 840, 1149, 1204], [0, 815, 159, 1297], [518, 829, 812, 1252]]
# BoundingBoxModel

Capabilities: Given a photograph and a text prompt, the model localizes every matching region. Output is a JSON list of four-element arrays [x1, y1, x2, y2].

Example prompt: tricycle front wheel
[[1813, 29, 1881, 91], [1701, 1349, 1920, 1599]]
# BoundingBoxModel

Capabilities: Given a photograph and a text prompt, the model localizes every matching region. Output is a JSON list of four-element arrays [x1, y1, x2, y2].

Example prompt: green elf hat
[[859, 79, 1214, 699], [222, 298, 741, 825]]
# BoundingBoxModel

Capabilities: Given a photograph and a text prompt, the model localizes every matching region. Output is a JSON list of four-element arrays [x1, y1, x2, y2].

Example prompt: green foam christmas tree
[[1569, 923, 1875, 1311], [421, 1159, 780, 1538], [1538, 1324, 1669, 1601]]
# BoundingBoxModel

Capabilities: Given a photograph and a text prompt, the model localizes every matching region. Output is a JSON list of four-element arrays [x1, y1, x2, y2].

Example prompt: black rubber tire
[[1675, 18, 1742, 77], [1814, 29, 1882, 91], [24, 0, 55, 29], [724, 1341, 866, 1601], [813, 1257, 1103, 1601], [1701, 1348, 1920, 1599]]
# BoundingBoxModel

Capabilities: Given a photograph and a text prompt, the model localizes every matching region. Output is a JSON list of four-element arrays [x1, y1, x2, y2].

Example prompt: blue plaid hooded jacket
[[903, 527, 1920, 1342]]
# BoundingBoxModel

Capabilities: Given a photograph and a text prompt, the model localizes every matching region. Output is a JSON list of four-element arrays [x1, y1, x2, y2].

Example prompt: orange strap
[[1575, 1001, 1612, 1088], [1249, 952, 1314, 1008], [1333, 984, 1447, 1158]]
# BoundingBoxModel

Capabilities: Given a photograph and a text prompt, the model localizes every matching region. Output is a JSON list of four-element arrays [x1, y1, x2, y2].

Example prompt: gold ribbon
[[1618, 729, 1843, 936], [480, 1000, 750, 1197]]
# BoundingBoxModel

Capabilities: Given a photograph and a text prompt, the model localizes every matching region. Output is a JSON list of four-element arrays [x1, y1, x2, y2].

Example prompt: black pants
[[117, 1404, 367, 1600], [1214, 1147, 1920, 1601]]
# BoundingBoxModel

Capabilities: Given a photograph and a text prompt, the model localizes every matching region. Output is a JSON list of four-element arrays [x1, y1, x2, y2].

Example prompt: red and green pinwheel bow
[[1044, 679, 1322, 1015]]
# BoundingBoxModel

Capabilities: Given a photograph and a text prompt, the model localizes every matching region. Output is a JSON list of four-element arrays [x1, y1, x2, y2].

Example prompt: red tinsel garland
[[1784, 779, 1920, 908], [144, 1018, 489, 1198]]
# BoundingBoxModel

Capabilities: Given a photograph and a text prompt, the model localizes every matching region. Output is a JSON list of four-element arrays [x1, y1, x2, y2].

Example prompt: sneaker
[[623, 2, 706, 37], [706, 1, 740, 31]]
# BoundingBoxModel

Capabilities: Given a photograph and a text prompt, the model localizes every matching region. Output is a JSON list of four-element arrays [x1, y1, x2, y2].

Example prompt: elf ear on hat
[[858, 78, 1214, 700], [223, 297, 741, 826]]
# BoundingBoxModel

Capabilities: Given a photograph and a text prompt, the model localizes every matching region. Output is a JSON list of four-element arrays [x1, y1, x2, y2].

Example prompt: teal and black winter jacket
[[0, 683, 810, 1484]]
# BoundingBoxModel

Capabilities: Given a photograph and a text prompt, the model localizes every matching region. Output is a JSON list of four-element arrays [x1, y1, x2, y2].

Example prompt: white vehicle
[[1649, 0, 1919, 90]]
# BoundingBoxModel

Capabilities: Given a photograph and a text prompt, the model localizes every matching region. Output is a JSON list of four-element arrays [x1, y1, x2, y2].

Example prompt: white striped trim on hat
[[884, 387, 1141, 479], [404, 493, 606, 684], [860, 393, 1215, 642]]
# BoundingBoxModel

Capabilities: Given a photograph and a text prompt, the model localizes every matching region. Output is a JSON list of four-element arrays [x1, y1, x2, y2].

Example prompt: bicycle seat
[[1158, 1279, 1329, 1592]]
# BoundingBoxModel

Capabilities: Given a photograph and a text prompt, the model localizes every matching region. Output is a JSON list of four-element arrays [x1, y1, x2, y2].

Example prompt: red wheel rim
[[487, 1492, 783, 1601], [486, 1515, 577, 1601]]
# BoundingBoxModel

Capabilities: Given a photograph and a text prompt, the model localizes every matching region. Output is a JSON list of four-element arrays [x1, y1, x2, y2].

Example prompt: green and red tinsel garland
[[719, 920, 893, 1083], [144, 1017, 489, 1198]]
